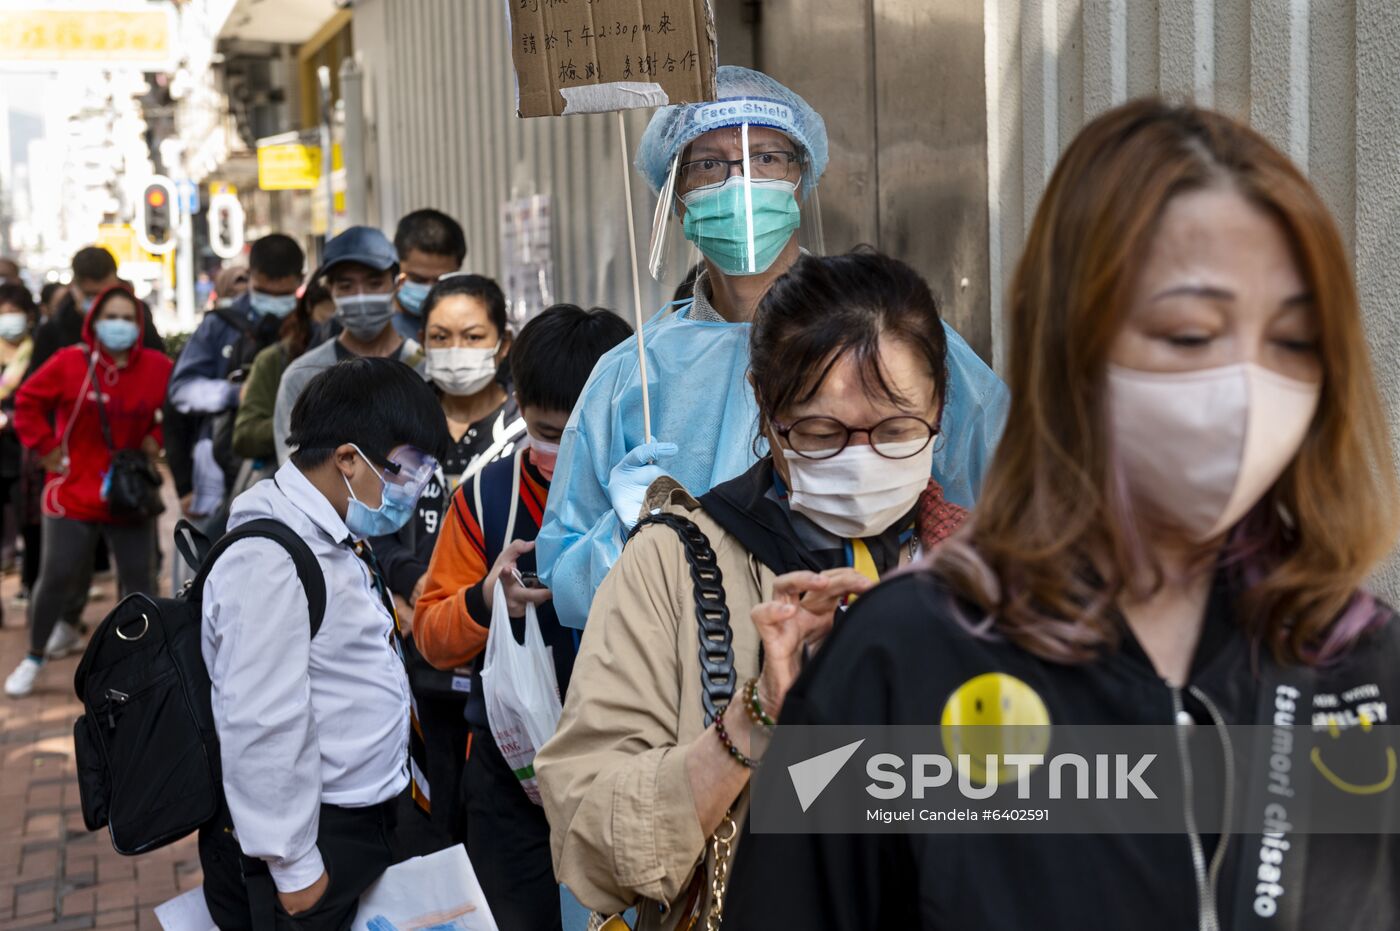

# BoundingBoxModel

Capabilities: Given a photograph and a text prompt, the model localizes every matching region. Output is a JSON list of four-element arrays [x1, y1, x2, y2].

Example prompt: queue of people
[[0, 61, 1390, 931]]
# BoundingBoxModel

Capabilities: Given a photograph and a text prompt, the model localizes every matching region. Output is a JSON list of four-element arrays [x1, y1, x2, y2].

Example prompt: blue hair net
[[635, 66, 830, 196]]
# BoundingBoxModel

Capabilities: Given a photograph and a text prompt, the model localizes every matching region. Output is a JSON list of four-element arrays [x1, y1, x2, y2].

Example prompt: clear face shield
[[373, 443, 441, 507], [647, 116, 825, 295]]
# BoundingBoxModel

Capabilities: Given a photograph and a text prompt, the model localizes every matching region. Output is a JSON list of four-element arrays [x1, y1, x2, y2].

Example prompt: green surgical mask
[[681, 177, 801, 276]]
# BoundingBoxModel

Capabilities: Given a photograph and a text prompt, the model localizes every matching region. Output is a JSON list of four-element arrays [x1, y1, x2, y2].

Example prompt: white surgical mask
[[1108, 362, 1320, 541], [782, 439, 934, 539], [0, 312, 26, 342], [426, 344, 500, 396]]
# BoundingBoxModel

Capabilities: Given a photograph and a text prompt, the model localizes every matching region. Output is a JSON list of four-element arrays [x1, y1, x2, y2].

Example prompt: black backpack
[[72, 518, 327, 855]]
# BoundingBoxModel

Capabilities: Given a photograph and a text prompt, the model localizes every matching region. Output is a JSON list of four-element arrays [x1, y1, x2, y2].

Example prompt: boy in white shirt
[[198, 356, 449, 930]]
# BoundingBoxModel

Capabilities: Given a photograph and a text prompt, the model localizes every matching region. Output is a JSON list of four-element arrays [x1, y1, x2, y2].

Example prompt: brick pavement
[[0, 491, 202, 931]]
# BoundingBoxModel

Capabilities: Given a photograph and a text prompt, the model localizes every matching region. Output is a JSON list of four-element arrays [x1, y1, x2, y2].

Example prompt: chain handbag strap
[[704, 812, 739, 931], [627, 512, 739, 929], [628, 512, 736, 726]]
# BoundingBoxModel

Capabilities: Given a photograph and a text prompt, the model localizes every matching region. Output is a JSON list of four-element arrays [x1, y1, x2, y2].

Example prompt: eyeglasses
[[770, 415, 938, 460], [679, 151, 801, 191]]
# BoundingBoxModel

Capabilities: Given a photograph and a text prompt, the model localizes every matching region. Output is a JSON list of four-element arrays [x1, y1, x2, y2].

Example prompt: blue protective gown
[[536, 300, 1010, 629]]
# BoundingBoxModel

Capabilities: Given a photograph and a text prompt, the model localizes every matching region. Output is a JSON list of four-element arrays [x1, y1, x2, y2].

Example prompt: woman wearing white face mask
[[0, 284, 34, 624], [0, 283, 35, 415], [374, 274, 518, 607], [367, 272, 520, 840], [533, 251, 966, 930], [419, 274, 518, 485], [724, 102, 1400, 931]]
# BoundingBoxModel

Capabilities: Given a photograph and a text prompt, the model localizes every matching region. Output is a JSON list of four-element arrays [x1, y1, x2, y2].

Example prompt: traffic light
[[207, 192, 245, 260], [136, 176, 178, 255]]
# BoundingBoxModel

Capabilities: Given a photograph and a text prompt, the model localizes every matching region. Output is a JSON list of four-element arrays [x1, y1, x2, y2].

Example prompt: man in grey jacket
[[274, 227, 424, 462]]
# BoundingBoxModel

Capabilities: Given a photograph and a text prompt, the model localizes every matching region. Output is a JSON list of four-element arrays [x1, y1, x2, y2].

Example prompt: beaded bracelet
[[745, 678, 776, 728], [714, 704, 756, 769]]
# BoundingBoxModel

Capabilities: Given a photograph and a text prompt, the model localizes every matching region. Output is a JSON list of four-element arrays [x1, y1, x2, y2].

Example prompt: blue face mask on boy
[[341, 444, 434, 540], [396, 280, 432, 316]]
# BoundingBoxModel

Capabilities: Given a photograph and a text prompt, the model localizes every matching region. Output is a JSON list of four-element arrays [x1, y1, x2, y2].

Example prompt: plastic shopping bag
[[481, 580, 562, 805]]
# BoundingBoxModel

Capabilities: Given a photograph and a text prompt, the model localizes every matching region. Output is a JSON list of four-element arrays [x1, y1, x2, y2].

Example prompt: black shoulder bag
[[90, 354, 165, 522]]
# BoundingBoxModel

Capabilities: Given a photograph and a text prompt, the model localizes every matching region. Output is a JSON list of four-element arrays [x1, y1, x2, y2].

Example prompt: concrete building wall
[[351, 0, 667, 319], [986, 0, 1400, 595]]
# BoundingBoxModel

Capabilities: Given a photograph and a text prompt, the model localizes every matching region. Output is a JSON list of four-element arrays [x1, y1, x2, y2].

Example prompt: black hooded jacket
[[724, 570, 1400, 931]]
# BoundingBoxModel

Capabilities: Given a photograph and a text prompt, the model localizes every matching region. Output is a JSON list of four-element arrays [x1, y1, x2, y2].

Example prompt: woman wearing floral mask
[[534, 250, 968, 930], [724, 102, 1400, 930], [367, 272, 519, 839]]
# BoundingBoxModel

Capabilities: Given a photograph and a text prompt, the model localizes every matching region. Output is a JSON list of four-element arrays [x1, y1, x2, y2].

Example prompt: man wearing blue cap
[[273, 227, 425, 463], [536, 66, 1011, 629]]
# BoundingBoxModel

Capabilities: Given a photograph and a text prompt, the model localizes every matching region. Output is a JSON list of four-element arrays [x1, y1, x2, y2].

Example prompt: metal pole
[[340, 57, 367, 227], [317, 66, 335, 236]]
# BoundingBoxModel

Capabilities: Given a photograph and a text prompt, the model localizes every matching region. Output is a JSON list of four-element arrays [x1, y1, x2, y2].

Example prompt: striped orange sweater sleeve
[[413, 487, 491, 670]]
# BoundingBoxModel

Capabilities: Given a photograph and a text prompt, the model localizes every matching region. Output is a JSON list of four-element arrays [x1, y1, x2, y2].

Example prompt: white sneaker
[[45, 621, 84, 660], [4, 658, 41, 698]]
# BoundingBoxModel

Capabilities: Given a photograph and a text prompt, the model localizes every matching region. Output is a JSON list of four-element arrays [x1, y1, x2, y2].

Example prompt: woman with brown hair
[[723, 100, 1400, 929]]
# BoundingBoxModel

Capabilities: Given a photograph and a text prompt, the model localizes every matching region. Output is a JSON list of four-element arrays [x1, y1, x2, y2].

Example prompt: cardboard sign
[[508, 0, 717, 118]]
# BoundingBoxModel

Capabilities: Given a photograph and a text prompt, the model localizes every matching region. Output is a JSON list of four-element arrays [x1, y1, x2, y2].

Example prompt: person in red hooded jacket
[[4, 286, 172, 698]]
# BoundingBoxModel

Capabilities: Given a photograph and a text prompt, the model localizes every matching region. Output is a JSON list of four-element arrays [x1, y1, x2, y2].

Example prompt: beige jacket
[[536, 480, 774, 930]]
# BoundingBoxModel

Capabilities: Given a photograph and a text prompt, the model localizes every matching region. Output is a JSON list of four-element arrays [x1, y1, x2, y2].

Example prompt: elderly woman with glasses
[[535, 250, 965, 931]]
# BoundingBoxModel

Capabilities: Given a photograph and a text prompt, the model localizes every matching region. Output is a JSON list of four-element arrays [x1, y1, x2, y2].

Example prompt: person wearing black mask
[[274, 227, 424, 464]]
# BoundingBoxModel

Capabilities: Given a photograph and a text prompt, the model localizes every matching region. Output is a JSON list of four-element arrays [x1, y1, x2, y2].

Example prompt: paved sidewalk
[[0, 568, 203, 931], [0, 479, 202, 931]]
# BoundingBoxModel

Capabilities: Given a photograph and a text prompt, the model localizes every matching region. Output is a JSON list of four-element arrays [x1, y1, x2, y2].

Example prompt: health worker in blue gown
[[536, 66, 1011, 628]]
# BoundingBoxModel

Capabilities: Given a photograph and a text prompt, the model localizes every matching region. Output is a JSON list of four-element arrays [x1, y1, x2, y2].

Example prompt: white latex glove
[[607, 441, 678, 529]]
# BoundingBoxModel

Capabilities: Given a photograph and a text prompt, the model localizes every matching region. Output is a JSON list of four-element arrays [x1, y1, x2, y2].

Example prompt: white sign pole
[[616, 111, 653, 442]]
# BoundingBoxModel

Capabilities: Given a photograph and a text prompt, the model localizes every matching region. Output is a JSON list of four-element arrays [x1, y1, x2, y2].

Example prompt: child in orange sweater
[[412, 303, 631, 931]]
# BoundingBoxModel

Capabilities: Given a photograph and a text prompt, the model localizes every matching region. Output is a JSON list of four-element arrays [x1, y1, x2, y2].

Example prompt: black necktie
[[354, 541, 431, 815]]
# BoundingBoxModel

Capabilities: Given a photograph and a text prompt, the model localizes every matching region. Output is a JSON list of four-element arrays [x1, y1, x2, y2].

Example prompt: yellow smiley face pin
[[940, 672, 1052, 785]]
